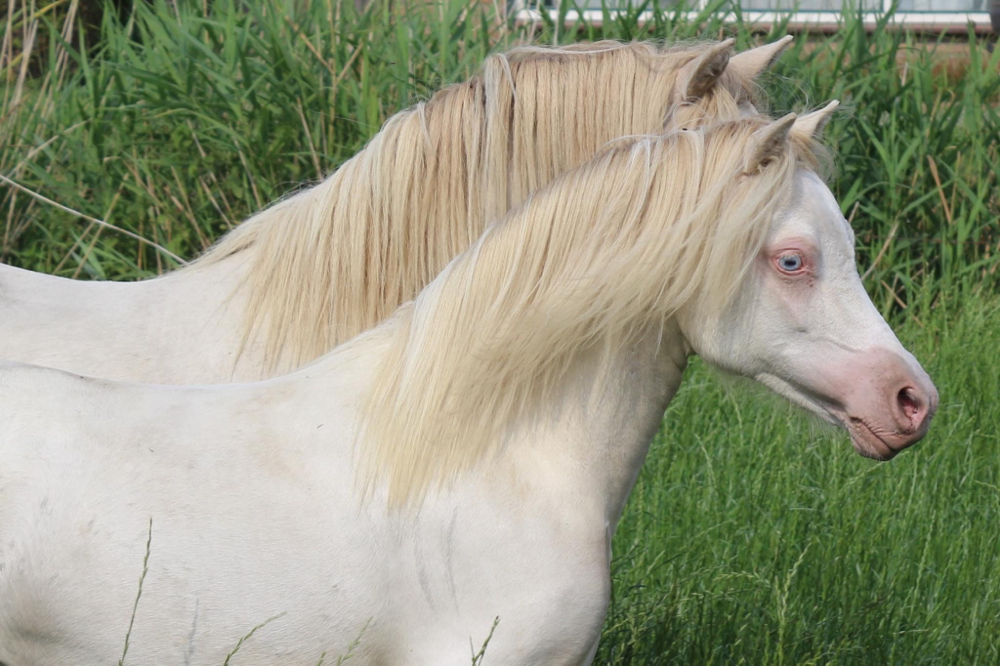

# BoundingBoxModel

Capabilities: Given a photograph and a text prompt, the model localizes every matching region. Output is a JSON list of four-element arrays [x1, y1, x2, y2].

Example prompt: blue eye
[[777, 253, 803, 272]]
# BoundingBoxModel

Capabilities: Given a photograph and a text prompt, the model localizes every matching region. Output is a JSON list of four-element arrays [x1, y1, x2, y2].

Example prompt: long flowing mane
[[358, 116, 827, 507], [194, 40, 767, 373]]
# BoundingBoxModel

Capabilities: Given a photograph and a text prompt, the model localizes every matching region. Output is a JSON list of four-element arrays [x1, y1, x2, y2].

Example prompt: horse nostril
[[897, 387, 923, 427]]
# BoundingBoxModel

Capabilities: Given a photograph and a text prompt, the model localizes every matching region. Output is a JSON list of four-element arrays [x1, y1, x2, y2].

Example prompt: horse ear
[[793, 100, 840, 139], [677, 39, 735, 102], [745, 113, 797, 173], [728, 35, 793, 80]]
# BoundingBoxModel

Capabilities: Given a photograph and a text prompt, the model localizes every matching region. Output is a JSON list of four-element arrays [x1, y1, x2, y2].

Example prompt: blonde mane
[[194, 40, 767, 373], [359, 116, 826, 507]]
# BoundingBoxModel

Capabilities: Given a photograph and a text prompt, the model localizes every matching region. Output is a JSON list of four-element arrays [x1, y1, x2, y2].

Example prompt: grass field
[[2, 0, 999, 663], [604, 298, 1000, 663]]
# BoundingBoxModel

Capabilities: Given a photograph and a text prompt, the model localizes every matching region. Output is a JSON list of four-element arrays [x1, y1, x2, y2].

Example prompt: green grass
[[2, 0, 1000, 663], [1, 0, 998, 303], [602, 296, 1000, 664]]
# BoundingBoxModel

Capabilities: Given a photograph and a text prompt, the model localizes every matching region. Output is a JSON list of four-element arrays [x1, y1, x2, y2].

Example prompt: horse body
[[0, 39, 790, 384], [0, 116, 938, 663], [0, 333, 682, 664]]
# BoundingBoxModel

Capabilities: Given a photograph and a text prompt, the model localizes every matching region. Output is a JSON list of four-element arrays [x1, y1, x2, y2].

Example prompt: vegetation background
[[1, 0, 998, 662]]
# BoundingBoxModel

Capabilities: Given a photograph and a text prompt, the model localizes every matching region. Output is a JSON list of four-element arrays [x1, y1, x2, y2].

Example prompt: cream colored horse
[[0, 38, 792, 383], [0, 111, 937, 664]]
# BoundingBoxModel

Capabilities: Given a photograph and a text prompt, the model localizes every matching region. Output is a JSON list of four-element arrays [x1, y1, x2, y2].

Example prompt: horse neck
[[513, 319, 690, 530]]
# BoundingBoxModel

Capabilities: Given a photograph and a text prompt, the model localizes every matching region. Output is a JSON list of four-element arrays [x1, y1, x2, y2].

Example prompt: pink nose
[[892, 380, 938, 440]]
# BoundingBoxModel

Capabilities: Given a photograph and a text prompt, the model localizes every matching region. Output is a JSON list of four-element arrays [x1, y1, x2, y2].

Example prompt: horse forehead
[[771, 171, 853, 249]]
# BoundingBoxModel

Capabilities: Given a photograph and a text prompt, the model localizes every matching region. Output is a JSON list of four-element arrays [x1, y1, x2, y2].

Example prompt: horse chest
[[374, 488, 614, 663]]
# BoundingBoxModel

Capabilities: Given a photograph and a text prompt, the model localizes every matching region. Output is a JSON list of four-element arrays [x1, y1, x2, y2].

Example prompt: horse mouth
[[844, 417, 901, 461], [755, 372, 904, 461]]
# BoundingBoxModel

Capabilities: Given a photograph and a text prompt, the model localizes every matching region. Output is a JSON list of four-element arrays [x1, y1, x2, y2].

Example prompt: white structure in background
[[514, 0, 994, 31]]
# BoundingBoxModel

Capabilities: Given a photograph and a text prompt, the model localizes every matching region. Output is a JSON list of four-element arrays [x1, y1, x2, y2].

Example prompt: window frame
[[511, 1, 994, 31]]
